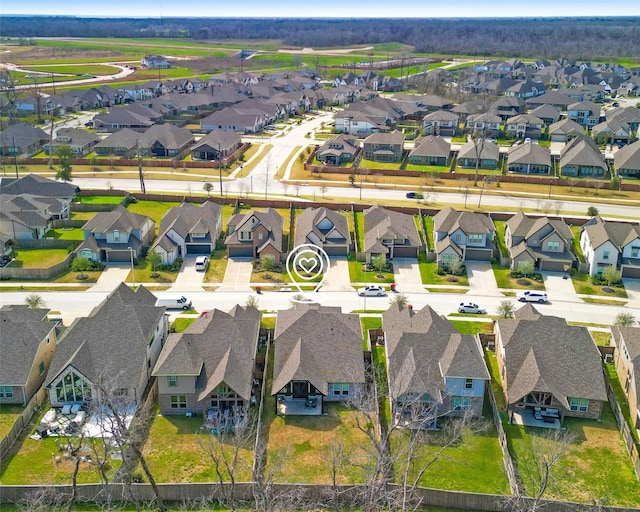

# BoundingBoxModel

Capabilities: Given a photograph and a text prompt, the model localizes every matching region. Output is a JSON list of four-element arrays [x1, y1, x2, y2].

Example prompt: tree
[[610, 175, 620, 191], [55, 144, 74, 182], [349, 172, 356, 186], [261, 253, 275, 278], [388, 293, 408, 308], [371, 254, 387, 273], [587, 206, 600, 217], [71, 256, 93, 280], [601, 266, 620, 287], [471, 127, 488, 187], [614, 312, 636, 327], [447, 256, 464, 276], [203, 182, 213, 197], [147, 250, 162, 275], [518, 260, 535, 279], [497, 299, 515, 319], [24, 293, 46, 309], [245, 294, 260, 308]]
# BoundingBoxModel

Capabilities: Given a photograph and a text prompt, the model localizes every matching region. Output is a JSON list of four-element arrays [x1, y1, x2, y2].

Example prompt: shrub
[[159, 257, 183, 272]]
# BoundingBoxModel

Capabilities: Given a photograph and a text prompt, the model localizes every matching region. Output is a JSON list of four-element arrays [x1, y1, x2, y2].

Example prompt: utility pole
[[265, 157, 269, 201], [12, 136, 18, 178], [136, 143, 146, 194], [218, 142, 223, 196]]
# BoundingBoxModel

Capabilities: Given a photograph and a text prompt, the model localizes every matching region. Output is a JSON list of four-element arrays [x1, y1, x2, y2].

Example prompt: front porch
[[276, 395, 323, 416]]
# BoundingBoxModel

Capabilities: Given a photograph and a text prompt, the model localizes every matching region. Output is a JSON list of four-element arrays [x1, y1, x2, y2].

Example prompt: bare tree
[[471, 127, 488, 187], [553, 201, 563, 216]]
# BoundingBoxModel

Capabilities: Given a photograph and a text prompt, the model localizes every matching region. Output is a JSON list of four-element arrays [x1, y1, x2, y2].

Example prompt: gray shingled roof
[[45, 284, 165, 392], [410, 135, 451, 158], [507, 142, 551, 166], [548, 118, 584, 136], [0, 123, 48, 149], [382, 303, 489, 401], [138, 124, 194, 151], [0, 306, 56, 386], [225, 208, 283, 250], [153, 305, 261, 401], [363, 131, 405, 146], [0, 174, 78, 198], [614, 140, 640, 171], [560, 134, 607, 169], [294, 207, 351, 248], [271, 305, 364, 396], [82, 204, 153, 235], [363, 205, 421, 254], [496, 304, 607, 406], [457, 139, 500, 161], [433, 207, 496, 236], [154, 202, 222, 250]]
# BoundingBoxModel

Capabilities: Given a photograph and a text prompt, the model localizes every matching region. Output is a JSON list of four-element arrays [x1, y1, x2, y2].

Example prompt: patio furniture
[[304, 396, 318, 408]]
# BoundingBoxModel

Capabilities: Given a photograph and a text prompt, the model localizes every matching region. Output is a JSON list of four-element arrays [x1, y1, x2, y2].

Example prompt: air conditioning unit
[[604, 353, 614, 363]]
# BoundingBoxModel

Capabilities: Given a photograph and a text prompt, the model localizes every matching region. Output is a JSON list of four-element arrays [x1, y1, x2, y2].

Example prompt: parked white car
[[194, 256, 209, 271], [516, 290, 548, 303], [358, 285, 387, 297], [457, 302, 487, 314]]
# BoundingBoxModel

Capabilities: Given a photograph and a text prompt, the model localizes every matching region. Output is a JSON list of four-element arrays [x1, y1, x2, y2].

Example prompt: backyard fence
[[0, 388, 47, 461], [0, 252, 75, 280], [605, 379, 640, 481]]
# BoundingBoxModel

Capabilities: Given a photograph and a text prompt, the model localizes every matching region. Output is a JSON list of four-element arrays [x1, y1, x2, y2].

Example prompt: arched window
[[55, 369, 92, 403]]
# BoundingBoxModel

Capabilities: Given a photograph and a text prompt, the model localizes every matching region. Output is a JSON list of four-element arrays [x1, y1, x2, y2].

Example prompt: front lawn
[[418, 256, 469, 286], [348, 256, 395, 284], [491, 263, 545, 291], [125, 255, 179, 284], [203, 248, 228, 283], [571, 272, 627, 298], [10, 249, 70, 268]]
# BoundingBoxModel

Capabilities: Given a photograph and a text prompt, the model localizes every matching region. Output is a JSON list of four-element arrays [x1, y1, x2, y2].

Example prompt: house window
[[211, 384, 228, 397], [0, 386, 13, 398], [192, 233, 205, 239], [464, 378, 473, 389], [39, 362, 46, 375], [332, 383, 350, 396], [258, 233, 263, 240], [468, 234, 483, 243], [603, 251, 609, 260], [240, 231, 252, 241], [453, 397, 471, 411], [569, 397, 589, 412], [55, 370, 91, 403], [632, 247, 639, 258], [546, 241, 560, 252], [113, 230, 120, 242], [168, 376, 178, 387], [170, 395, 187, 409]]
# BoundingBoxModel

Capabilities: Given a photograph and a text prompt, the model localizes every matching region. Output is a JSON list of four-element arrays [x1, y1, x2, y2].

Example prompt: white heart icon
[[298, 257, 318, 274]]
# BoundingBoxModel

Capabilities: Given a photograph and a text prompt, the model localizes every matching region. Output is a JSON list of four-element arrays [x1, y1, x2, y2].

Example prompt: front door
[[292, 381, 308, 398]]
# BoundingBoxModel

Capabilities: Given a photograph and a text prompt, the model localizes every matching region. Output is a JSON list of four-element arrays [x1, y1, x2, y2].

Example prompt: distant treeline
[[2, 17, 640, 60]]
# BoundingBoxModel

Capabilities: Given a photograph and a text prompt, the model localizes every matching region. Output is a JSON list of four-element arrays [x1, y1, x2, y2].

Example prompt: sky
[[1, 0, 638, 18]]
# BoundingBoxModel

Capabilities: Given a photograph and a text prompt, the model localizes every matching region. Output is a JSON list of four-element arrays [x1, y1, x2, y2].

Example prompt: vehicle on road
[[516, 290, 548, 303], [194, 256, 209, 271], [406, 192, 417, 199], [156, 296, 193, 310], [358, 285, 387, 297], [457, 302, 487, 314]]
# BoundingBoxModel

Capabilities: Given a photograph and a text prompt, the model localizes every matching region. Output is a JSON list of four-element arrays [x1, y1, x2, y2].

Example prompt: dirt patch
[[0, 47, 123, 63]]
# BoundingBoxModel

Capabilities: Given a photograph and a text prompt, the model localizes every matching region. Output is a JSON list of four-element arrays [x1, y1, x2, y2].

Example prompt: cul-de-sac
[[1, 13, 640, 512]]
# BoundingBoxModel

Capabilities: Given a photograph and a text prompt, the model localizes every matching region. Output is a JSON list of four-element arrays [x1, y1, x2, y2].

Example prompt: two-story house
[[433, 207, 496, 265], [505, 114, 544, 140], [363, 205, 422, 261], [465, 113, 501, 135], [495, 304, 607, 426], [76, 204, 155, 262], [422, 110, 459, 136], [580, 216, 640, 278], [294, 207, 352, 257], [153, 306, 261, 416], [225, 208, 284, 262], [505, 212, 576, 272], [567, 101, 602, 127], [151, 202, 223, 265], [382, 303, 489, 429], [362, 131, 405, 163], [610, 326, 640, 434], [548, 118, 584, 143]]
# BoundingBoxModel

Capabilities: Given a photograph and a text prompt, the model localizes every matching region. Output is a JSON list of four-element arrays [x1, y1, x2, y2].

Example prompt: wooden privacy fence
[[0, 388, 47, 461], [605, 380, 640, 481]]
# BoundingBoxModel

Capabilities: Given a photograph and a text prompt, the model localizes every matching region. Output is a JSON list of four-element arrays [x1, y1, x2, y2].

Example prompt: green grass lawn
[[491, 263, 545, 290], [0, 405, 24, 440], [449, 320, 494, 335], [360, 159, 402, 170], [348, 256, 395, 284], [361, 315, 383, 350], [418, 256, 469, 286], [569, 225, 586, 263], [571, 272, 627, 298], [423, 216, 434, 251], [203, 248, 229, 283], [125, 255, 179, 284], [493, 220, 509, 258], [142, 413, 254, 483], [47, 227, 85, 240], [10, 249, 69, 268], [76, 195, 126, 205], [354, 211, 365, 252], [127, 200, 181, 228], [171, 317, 198, 333]]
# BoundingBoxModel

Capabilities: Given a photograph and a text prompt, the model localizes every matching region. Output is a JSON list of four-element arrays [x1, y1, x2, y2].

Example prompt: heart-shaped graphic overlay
[[286, 243, 330, 303]]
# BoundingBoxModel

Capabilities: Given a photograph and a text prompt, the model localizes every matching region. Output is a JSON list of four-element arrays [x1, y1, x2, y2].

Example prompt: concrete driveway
[[92, 264, 132, 292], [392, 258, 424, 293], [623, 279, 640, 308], [465, 261, 501, 296], [321, 257, 354, 291], [218, 258, 253, 292], [169, 255, 206, 292], [541, 271, 577, 302]]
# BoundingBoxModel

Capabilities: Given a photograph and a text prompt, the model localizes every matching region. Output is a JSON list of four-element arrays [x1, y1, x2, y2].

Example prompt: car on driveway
[[516, 290, 548, 303], [194, 256, 209, 271], [457, 302, 487, 314], [358, 285, 387, 297]]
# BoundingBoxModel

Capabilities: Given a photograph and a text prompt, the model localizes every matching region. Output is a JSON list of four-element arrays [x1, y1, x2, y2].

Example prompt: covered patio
[[276, 395, 323, 416], [510, 407, 560, 429]]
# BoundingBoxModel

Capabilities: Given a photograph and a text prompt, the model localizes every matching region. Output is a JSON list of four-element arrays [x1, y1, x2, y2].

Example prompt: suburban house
[[142, 55, 171, 69], [0, 174, 78, 240], [506, 142, 552, 175], [614, 140, 640, 179], [529, 104, 561, 126], [93, 128, 141, 158], [153, 306, 261, 416], [93, 108, 155, 133], [610, 326, 640, 433], [505, 114, 544, 139], [363, 205, 422, 260], [451, 100, 488, 122], [362, 131, 405, 163], [592, 119, 632, 145], [456, 139, 500, 170], [408, 135, 451, 167], [294, 207, 352, 257], [190, 129, 243, 162], [548, 118, 584, 143], [77, 204, 155, 262], [505, 212, 576, 271], [580, 216, 640, 278], [433, 207, 496, 265], [45, 284, 168, 408], [200, 108, 267, 134], [271, 304, 365, 415], [225, 208, 284, 262], [315, 135, 360, 166], [137, 124, 194, 158], [567, 101, 602, 127], [382, 303, 489, 429], [0, 305, 58, 406], [465, 113, 501, 134], [151, 201, 223, 265], [489, 96, 527, 121], [559, 135, 608, 179], [504, 79, 546, 99], [525, 90, 575, 110], [43, 128, 100, 157], [494, 304, 607, 426], [422, 110, 458, 136], [0, 123, 48, 157]]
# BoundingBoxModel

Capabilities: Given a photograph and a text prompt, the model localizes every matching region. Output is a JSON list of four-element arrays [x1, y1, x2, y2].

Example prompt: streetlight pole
[[218, 142, 223, 196], [128, 247, 135, 287]]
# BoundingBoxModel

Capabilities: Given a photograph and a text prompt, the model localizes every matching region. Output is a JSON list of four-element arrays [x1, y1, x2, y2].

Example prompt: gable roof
[[45, 284, 165, 391], [225, 208, 283, 251], [294, 207, 351, 248], [154, 201, 222, 249], [507, 142, 551, 166], [138, 124, 194, 151], [153, 305, 261, 401], [410, 135, 451, 158], [496, 304, 607, 407], [363, 205, 421, 253], [271, 305, 364, 396], [433, 207, 496, 236], [560, 134, 607, 168], [506, 212, 573, 245], [457, 139, 500, 161], [0, 122, 48, 148], [382, 304, 489, 401], [0, 173, 78, 198], [614, 140, 640, 171], [82, 204, 153, 234]]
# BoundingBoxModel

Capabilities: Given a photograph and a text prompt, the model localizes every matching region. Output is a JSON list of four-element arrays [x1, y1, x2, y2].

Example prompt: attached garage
[[465, 248, 493, 261], [392, 246, 419, 258], [228, 246, 254, 259], [323, 245, 349, 257], [539, 260, 569, 272], [107, 250, 132, 263], [186, 244, 212, 255], [621, 265, 640, 279]]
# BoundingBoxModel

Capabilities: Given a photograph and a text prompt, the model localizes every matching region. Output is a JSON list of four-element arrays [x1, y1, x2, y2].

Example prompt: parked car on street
[[358, 285, 387, 297], [457, 302, 487, 314], [516, 290, 548, 303]]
